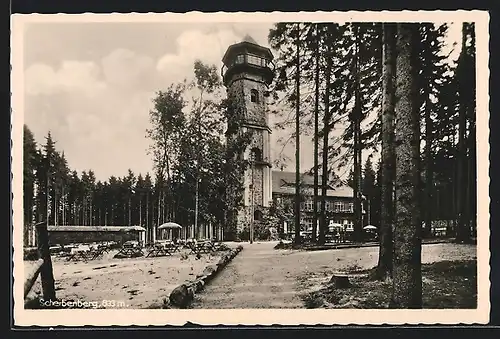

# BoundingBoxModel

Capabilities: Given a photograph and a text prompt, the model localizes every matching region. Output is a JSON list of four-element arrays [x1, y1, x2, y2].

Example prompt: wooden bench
[[186, 241, 213, 256], [66, 245, 92, 262], [114, 242, 144, 258], [164, 241, 181, 253], [146, 243, 172, 257], [87, 244, 110, 260]]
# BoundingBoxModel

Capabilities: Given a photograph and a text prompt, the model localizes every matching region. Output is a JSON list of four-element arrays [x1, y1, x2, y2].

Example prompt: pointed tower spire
[[242, 34, 258, 45]]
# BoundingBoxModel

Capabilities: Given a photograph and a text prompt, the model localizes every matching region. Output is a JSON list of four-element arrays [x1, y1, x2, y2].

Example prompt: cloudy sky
[[24, 21, 284, 181], [23, 19, 462, 182]]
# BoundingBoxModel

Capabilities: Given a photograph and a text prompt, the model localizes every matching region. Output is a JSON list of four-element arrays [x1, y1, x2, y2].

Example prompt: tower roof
[[222, 35, 274, 64], [242, 34, 258, 45]]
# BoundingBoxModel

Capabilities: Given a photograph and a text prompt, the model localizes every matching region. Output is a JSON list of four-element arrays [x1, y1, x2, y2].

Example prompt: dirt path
[[191, 241, 304, 308], [191, 241, 477, 309]]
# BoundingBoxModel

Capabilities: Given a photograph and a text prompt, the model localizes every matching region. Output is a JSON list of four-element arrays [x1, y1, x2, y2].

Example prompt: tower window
[[247, 54, 261, 66], [235, 55, 245, 65], [250, 147, 262, 162], [250, 89, 259, 103], [254, 210, 263, 221]]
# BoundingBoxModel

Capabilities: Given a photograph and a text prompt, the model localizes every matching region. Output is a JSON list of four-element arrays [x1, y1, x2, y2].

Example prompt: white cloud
[[23, 26, 284, 181], [100, 48, 157, 91], [24, 48, 161, 181], [156, 29, 243, 83], [25, 61, 107, 96]]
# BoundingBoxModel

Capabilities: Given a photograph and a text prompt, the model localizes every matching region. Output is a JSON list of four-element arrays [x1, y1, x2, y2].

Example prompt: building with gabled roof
[[271, 170, 364, 233]]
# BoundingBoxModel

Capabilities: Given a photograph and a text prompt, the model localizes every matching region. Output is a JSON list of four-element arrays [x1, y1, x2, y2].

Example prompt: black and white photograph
[[11, 11, 490, 326]]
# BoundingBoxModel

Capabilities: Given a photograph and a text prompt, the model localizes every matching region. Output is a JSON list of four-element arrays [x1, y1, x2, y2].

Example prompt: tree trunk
[[128, 197, 132, 226], [424, 89, 433, 238], [146, 193, 150, 243], [61, 186, 65, 226], [376, 23, 396, 281], [156, 190, 161, 240], [391, 23, 422, 309], [54, 190, 58, 226], [469, 120, 477, 236], [467, 24, 477, 237], [89, 197, 93, 226], [81, 197, 87, 226], [352, 24, 363, 242], [166, 156, 171, 221], [45, 163, 50, 228], [162, 190, 166, 223], [139, 196, 143, 227], [312, 24, 320, 244], [449, 126, 457, 236], [319, 42, 332, 245], [294, 23, 301, 245], [456, 23, 471, 243]]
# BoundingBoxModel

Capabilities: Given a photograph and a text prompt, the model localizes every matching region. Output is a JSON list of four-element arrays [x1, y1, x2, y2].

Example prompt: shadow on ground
[[299, 260, 477, 309]]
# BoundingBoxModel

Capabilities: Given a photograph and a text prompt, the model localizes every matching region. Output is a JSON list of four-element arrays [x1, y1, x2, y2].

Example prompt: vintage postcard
[[11, 10, 490, 326]]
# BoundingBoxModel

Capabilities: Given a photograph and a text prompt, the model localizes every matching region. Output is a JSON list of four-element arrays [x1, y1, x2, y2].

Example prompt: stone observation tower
[[221, 34, 275, 237]]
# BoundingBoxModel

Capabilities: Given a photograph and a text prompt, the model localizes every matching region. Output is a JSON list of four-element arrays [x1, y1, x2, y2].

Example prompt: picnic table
[[165, 240, 181, 253], [146, 241, 181, 257], [186, 240, 216, 256], [88, 243, 111, 260], [114, 241, 144, 258], [146, 242, 171, 257], [66, 245, 92, 261], [64, 243, 111, 261]]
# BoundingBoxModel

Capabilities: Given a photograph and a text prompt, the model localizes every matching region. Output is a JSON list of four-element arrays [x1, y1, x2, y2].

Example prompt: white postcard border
[[11, 10, 491, 326]]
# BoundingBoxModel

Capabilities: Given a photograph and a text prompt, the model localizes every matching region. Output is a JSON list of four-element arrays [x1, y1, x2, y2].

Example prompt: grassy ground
[[300, 260, 477, 309]]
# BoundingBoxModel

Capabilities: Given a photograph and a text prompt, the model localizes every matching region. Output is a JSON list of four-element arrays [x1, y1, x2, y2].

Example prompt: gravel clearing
[[24, 246, 238, 309], [191, 241, 477, 309]]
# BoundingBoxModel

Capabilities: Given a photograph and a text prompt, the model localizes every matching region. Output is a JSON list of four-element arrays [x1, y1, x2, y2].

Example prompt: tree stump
[[329, 274, 352, 289]]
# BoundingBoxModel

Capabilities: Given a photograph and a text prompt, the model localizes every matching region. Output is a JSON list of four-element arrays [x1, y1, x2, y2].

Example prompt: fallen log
[[24, 259, 44, 298]]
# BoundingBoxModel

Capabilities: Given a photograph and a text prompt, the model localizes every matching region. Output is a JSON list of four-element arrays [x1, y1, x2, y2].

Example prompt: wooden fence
[[24, 221, 56, 301]]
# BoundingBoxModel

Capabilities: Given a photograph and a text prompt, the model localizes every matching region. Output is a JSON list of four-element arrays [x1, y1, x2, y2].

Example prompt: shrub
[[24, 248, 39, 261], [237, 227, 250, 241]]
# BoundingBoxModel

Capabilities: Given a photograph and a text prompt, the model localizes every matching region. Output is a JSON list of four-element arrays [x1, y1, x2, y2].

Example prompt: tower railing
[[221, 60, 276, 80]]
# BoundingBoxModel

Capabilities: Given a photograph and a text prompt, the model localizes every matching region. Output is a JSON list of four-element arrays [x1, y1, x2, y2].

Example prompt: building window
[[334, 201, 342, 212], [250, 89, 259, 103], [235, 55, 245, 64], [305, 199, 313, 212], [247, 54, 262, 66], [254, 210, 263, 221], [303, 219, 313, 231], [347, 202, 354, 213], [250, 147, 262, 162]]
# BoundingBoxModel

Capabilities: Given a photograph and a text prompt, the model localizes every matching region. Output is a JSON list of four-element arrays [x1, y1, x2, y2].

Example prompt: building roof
[[242, 34, 258, 45], [47, 225, 146, 232], [222, 35, 274, 64], [271, 171, 354, 198]]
